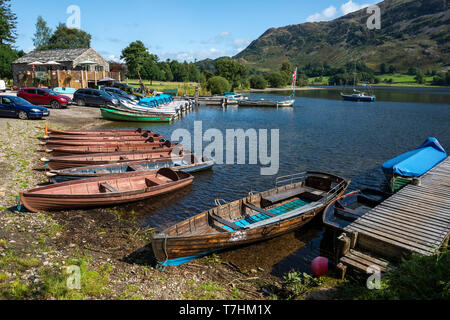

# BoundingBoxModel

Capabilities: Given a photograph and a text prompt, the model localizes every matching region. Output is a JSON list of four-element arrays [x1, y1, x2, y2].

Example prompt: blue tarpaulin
[[382, 138, 447, 178]]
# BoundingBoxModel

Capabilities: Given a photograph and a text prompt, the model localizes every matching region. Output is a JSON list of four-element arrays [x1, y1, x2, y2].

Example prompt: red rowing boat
[[45, 141, 179, 157], [41, 150, 184, 170], [20, 168, 194, 213], [44, 128, 153, 137], [43, 137, 167, 148], [44, 132, 162, 141]]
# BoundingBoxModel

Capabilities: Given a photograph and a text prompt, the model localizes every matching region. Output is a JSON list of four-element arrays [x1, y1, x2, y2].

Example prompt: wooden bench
[[243, 202, 278, 218], [128, 164, 145, 172], [99, 182, 118, 193], [210, 213, 244, 231], [338, 249, 393, 279]]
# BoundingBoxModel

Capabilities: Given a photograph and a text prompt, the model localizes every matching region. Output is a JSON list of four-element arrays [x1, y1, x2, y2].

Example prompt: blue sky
[[12, 0, 377, 62]]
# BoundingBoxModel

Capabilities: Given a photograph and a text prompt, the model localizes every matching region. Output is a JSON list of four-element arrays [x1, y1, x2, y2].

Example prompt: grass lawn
[[308, 73, 438, 87], [126, 80, 206, 95]]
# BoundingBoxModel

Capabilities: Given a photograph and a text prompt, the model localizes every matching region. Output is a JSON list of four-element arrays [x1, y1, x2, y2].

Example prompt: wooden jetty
[[337, 157, 450, 277]]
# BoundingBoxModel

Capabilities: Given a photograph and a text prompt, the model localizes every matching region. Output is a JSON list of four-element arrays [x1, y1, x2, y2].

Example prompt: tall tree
[[0, 44, 18, 78], [44, 23, 91, 49], [0, 0, 17, 45], [33, 16, 52, 50], [215, 57, 248, 90], [121, 41, 151, 80]]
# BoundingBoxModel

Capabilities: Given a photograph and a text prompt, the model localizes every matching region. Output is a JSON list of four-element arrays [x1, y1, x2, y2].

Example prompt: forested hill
[[233, 0, 449, 73]]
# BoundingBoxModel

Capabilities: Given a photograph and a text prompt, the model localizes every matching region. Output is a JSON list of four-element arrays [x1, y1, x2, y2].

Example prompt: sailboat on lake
[[341, 63, 376, 102]]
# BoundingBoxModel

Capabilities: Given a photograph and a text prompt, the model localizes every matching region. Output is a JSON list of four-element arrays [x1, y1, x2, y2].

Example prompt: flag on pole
[[291, 68, 298, 89]]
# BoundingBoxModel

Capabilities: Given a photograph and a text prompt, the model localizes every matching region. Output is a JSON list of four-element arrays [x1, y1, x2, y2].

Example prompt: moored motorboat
[[382, 137, 447, 193], [151, 171, 349, 266], [20, 168, 194, 213], [41, 149, 183, 170], [323, 189, 390, 231], [46, 155, 215, 183]]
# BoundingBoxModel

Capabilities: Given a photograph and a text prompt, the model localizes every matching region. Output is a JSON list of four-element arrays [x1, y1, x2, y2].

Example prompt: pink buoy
[[311, 257, 329, 277]]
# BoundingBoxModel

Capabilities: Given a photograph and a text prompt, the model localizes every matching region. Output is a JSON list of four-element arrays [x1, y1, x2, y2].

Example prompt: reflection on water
[[96, 87, 450, 277]]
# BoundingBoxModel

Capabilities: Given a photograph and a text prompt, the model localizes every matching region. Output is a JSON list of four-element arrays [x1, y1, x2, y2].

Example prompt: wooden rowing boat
[[151, 171, 349, 266], [43, 131, 162, 141], [20, 168, 194, 213], [45, 141, 179, 157], [46, 155, 215, 183], [101, 108, 174, 123], [322, 189, 390, 231], [43, 136, 167, 148], [41, 150, 183, 170], [43, 128, 153, 137]]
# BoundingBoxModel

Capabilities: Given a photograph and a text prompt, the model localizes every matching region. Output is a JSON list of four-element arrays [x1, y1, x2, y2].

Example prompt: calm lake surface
[[99, 86, 450, 277]]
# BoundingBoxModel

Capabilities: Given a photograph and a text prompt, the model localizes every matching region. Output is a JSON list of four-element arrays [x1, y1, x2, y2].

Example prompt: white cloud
[[306, 5, 338, 22], [341, 0, 371, 15]]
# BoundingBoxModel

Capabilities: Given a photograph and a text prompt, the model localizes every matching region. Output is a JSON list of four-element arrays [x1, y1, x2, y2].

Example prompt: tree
[[170, 60, 188, 82], [249, 75, 267, 89], [415, 71, 425, 84], [33, 16, 52, 50], [188, 63, 201, 82], [158, 61, 173, 82], [379, 63, 387, 74], [280, 62, 294, 75], [44, 23, 91, 49], [266, 72, 286, 88], [207, 76, 231, 94], [0, 44, 18, 78], [388, 65, 396, 74], [121, 41, 151, 80], [215, 57, 248, 89], [0, 0, 17, 45]]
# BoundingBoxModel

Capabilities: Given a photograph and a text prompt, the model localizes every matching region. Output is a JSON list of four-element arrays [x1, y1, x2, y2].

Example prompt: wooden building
[[12, 48, 121, 89]]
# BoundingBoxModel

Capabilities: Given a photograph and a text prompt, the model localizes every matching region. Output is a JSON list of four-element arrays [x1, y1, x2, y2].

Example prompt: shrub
[[206, 76, 231, 95], [266, 72, 286, 88], [249, 75, 268, 89]]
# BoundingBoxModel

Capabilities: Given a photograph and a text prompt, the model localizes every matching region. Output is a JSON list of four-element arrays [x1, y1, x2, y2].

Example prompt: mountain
[[233, 0, 450, 73]]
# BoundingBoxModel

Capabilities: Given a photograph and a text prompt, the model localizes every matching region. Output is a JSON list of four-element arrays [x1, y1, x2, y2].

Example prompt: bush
[[266, 72, 286, 88], [206, 76, 231, 95], [249, 75, 268, 89]]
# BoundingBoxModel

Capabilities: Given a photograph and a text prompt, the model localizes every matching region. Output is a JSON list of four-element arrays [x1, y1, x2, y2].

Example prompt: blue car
[[0, 96, 50, 120]]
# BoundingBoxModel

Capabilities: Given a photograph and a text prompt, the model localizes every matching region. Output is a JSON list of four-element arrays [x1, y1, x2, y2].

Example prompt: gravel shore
[[0, 100, 291, 300]]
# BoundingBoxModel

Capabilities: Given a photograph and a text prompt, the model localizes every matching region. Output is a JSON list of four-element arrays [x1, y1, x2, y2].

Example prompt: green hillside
[[234, 0, 449, 73]]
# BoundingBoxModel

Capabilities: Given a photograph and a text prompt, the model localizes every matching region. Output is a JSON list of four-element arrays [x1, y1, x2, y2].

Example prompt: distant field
[[308, 74, 438, 87], [126, 80, 204, 95]]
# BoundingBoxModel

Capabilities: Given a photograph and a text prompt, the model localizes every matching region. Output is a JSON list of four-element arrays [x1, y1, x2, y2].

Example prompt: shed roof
[[13, 48, 91, 64]]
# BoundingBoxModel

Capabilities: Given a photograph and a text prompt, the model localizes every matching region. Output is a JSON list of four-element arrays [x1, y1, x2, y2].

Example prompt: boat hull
[[20, 169, 194, 213], [47, 143, 177, 157], [152, 172, 349, 266], [48, 157, 215, 183], [341, 95, 376, 102], [101, 108, 174, 122], [43, 150, 182, 170]]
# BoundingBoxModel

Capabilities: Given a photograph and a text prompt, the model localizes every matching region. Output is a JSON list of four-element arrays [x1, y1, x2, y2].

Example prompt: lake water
[[101, 86, 450, 276]]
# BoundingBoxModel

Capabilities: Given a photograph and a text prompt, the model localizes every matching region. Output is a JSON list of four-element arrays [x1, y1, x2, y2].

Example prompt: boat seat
[[210, 213, 244, 231], [99, 182, 118, 193], [128, 164, 145, 172], [334, 207, 364, 222], [262, 187, 324, 205], [243, 202, 278, 218]]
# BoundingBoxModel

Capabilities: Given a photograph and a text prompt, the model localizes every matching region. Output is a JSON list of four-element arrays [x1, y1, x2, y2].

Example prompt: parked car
[[101, 87, 139, 102], [112, 82, 147, 98], [0, 80, 6, 92], [0, 96, 49, 120], [17, 88, 71, 109], [73, 89, 120, 107]]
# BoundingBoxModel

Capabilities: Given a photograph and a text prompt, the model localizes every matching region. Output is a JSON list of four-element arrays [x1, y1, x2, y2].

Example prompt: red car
[[17, 88, 71, 109]]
